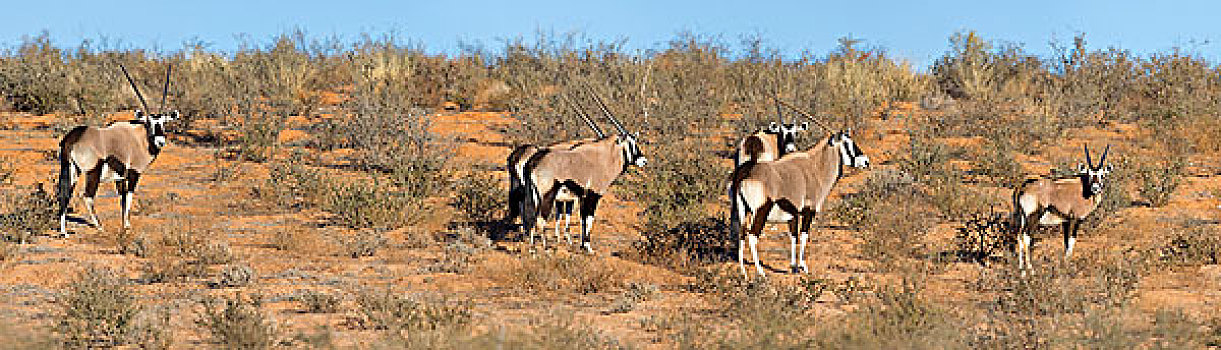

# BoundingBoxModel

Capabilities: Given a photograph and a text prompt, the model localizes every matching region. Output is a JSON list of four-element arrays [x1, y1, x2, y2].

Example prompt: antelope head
[[768, 121, 809, 153], [137, 110, 178, 149], [586, 86, 647, 168], [1077, 144, 1112, 196], [124, 64, 179, 150], [831, 129, 869, 168]]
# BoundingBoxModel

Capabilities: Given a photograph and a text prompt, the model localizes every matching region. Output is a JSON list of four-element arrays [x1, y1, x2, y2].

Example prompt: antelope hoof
[[791, 264, 809, 274], [581, 242, 595, 255]]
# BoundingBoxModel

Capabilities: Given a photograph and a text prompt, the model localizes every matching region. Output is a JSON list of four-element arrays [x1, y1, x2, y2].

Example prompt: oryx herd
[[50, 68, 1115, 279]]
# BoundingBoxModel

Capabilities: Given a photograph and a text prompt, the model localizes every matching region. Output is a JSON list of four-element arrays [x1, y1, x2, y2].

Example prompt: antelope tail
[[55, 127, 87, 217], [1010, 179, 1028, 233]]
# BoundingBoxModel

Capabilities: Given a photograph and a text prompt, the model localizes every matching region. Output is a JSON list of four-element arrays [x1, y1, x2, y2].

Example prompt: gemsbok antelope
[[522, 88, 647, 252], [735, 97, 809, 166], [1012, 144, 1112, 273], [56, 64, 177, 235], [505, 93, 606, 243], [729, 125, 870, 278]]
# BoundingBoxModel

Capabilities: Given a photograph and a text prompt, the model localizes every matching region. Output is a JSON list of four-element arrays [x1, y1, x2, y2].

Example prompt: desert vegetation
[[0, 29, 1217, 347]]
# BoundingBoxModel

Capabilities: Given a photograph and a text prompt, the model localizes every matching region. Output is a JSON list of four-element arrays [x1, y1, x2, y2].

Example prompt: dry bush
[[623, 141, 724, 232], [423, 228, 493, 274], [231, 105, 288, 162], [354, 288, 471, 332], [214, 264, 256, 288], [499, 254, 627, 294], [833, 170, 937, 264], [973, 138, 1024, 186], [0, 184, 55, 243], [298, 290, 341, 313], [336, 229, 387, 258], [260, 153, 428, 229], [953, 211, 1013, 263], [620, 140, 729, 271], [623, 217, 733, 273], [450, 171, 506, 225], [606, 282, 659, 314], [1133, 155, 1185, 207], [811, 281, 966, 349], [58, 265, 141, 348], [160, 226, 234, 265], [115, 229, 150, 257], [197, 293, 278, 349], [140, 255, 208, 283], [1157, 220, 1220, 266]]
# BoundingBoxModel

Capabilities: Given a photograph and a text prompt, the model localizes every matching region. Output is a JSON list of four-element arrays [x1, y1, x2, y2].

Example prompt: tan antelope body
[[56, 65, 177, 236], [729, 131, 869, 277], [1012, 145, 1112, 273], [505, 93, 608, 243], [505, 138, 598, 242], [522, 90, 646, 252]]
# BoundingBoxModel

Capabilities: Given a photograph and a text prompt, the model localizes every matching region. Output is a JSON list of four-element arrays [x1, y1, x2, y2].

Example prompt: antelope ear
[[1103, 164, 1113, 174], [799, 122, 809, 131], [1076, 163, 1087, 173], [166, 110, 179, 121], [768, 122, 780, 132]]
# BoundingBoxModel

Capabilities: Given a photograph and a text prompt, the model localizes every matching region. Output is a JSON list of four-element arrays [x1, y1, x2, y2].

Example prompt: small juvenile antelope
[[56, 65, 177, 235], [1012, 144, 1112, 273], [729, 128, 870, 278], [505, 93, 605, 243]]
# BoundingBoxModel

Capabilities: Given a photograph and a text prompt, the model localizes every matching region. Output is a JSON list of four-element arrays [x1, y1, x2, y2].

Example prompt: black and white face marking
[[1078, 144, 1113, 196], [768, 121, 809, 154], [832, 130, 869, 168], [139, 110, 177, 149], [619, 132, 647, 167], [1077, 163, 1112, 195]]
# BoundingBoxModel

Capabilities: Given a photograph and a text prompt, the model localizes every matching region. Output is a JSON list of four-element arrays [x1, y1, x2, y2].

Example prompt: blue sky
[[2, 0, 1217, 68]]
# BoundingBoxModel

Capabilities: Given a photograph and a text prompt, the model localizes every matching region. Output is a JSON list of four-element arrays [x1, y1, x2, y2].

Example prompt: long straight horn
[[773, 96, 831, 132], [120, 64, 150, 112], [1099, 144, 1110, 165], [563, 93, 605, 138], [583, 84, 628, 134], [1084, 144, 1093, 168], [159, 64, 172, 114]]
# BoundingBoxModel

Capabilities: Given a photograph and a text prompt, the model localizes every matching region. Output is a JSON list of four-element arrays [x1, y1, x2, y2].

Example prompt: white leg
[[1022, 233, 1033, 271], [562, 208, 573, 244], [553, 209, 564, 243], [580, 216, 595, 253], [738, 238, 748, 278], [1015, 229, 1026, 277], [748, 234, 765, 277], [1065, 236, 1076, 259], [59, 213, 68, 237], [788, 234, 798, 272], [797, 232, 810, 273], [121, 192, 133, 229], [83, 197, 103, 232]]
